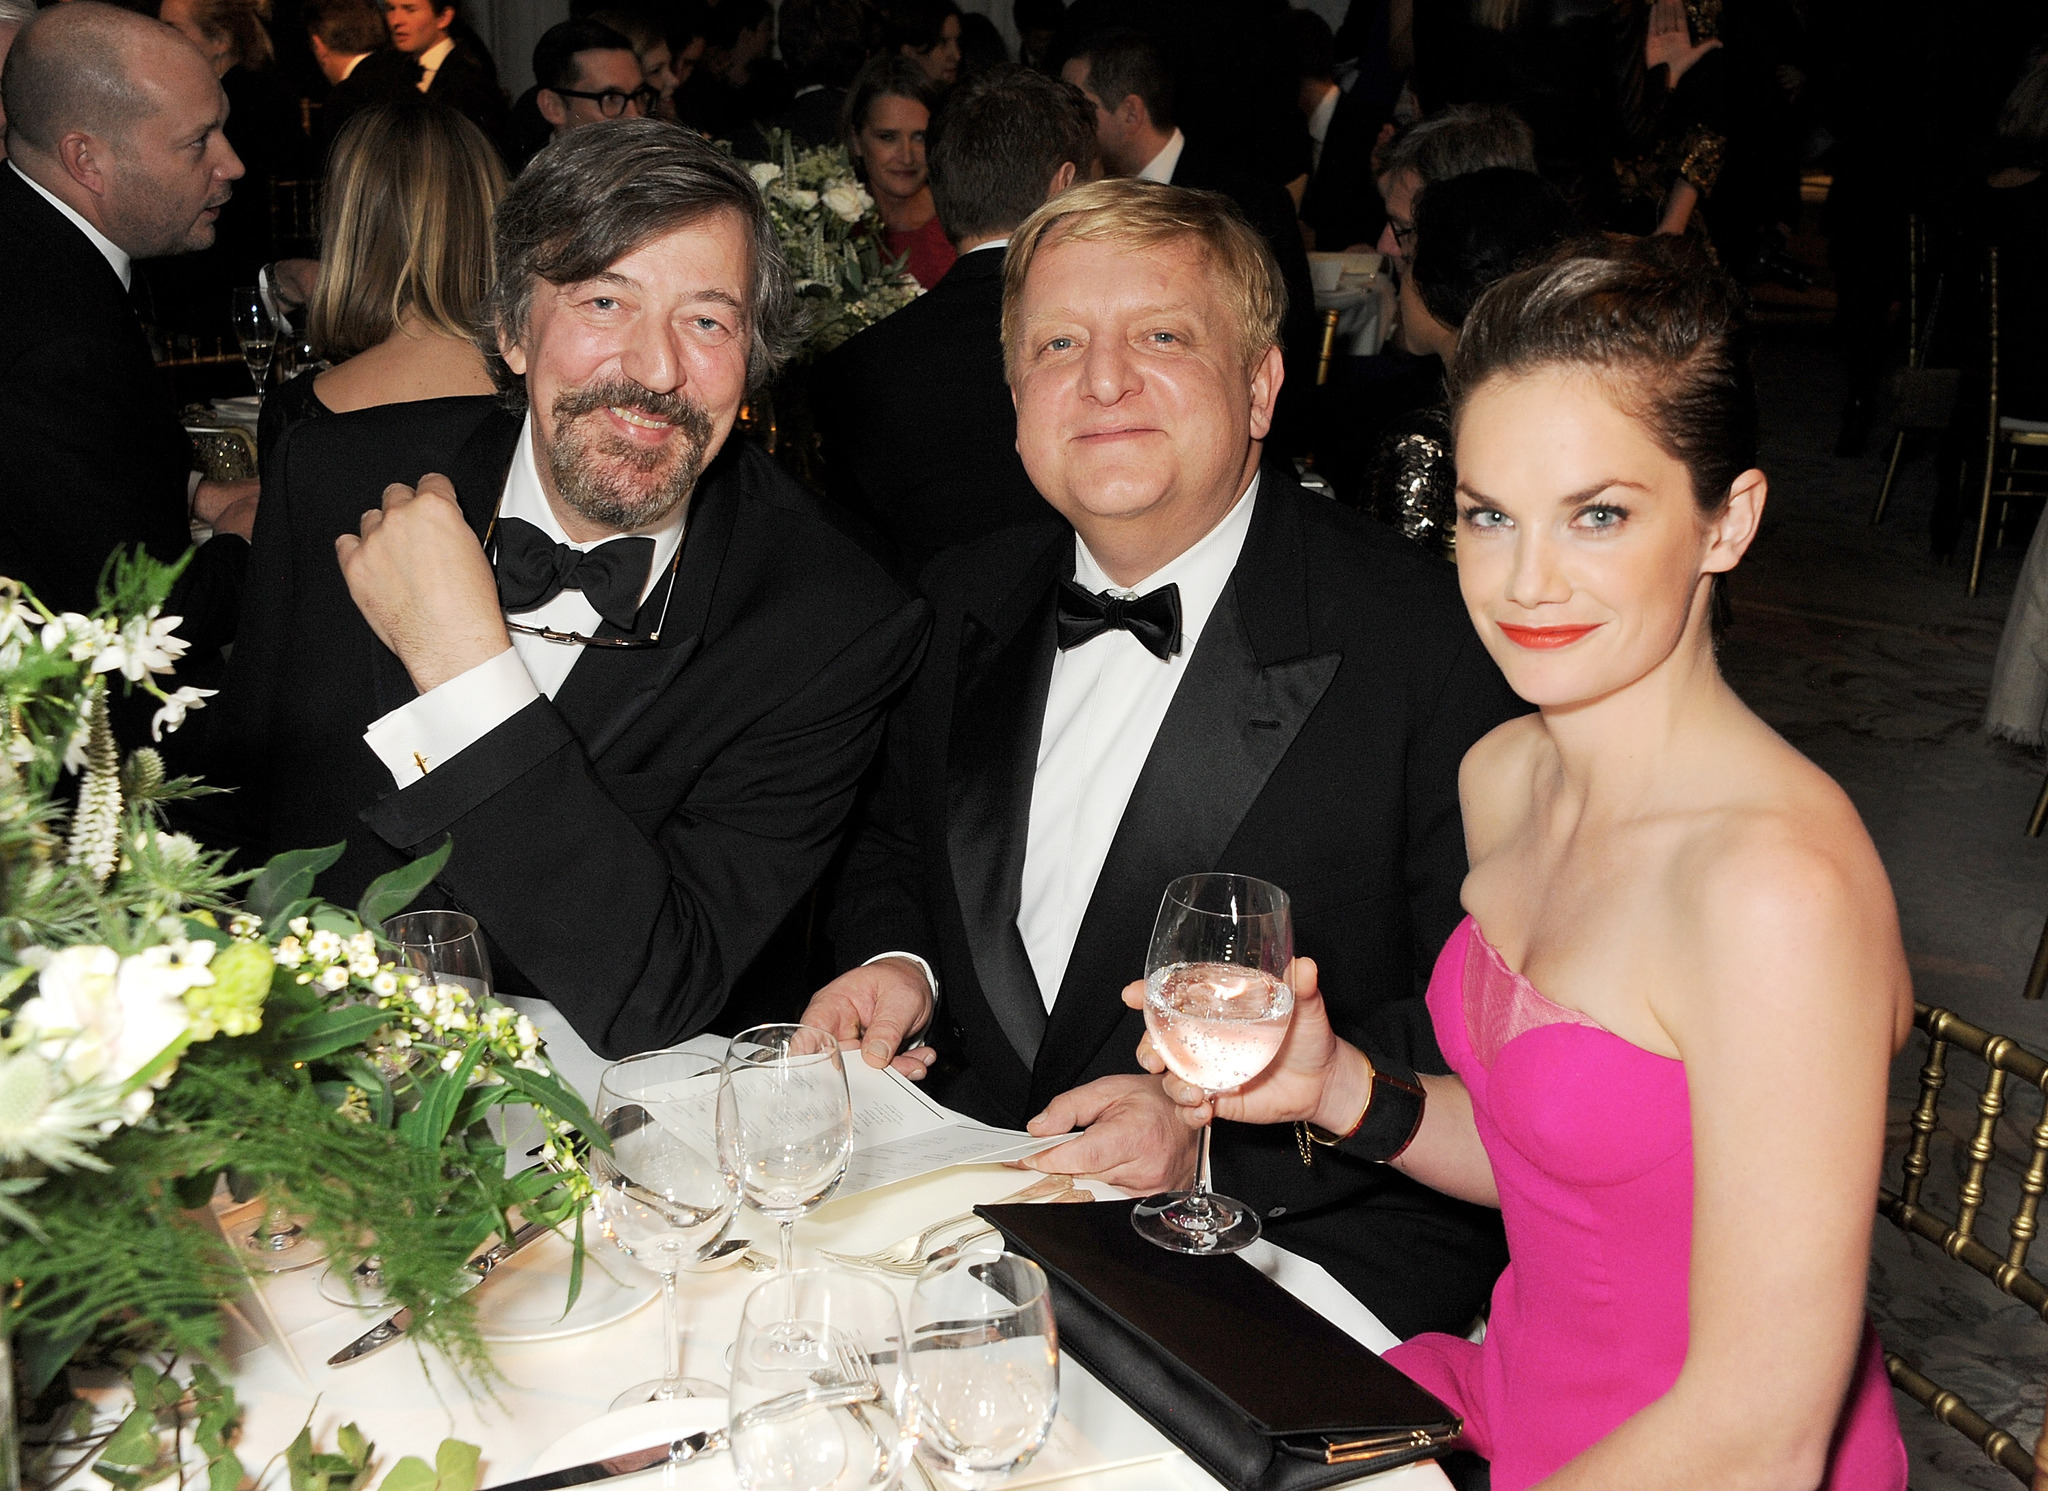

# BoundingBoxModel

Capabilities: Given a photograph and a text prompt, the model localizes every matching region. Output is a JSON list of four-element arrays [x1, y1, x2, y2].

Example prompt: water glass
[[383, 909, 492, 999], [230, 285, 275, 396], [729, 1268, 913, 1491], [591, 1050, 738, 1406], [907, 1250, 1058, 1487], [720, 1024, 853, 1277]]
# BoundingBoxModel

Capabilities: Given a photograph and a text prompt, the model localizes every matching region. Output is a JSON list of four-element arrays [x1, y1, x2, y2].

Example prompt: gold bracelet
[[1294, 1062, 1373, 1165]]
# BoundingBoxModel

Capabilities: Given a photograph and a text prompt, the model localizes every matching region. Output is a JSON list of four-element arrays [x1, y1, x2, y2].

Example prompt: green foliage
[[354, 839, 452, 932], [88, 1361, 240, 1491]]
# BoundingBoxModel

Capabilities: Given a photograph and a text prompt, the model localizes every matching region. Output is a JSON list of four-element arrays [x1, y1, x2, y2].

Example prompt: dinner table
[[179, 1159, 1454, 1491]]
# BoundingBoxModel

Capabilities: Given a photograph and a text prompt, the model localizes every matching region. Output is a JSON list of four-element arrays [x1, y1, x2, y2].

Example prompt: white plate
[[528, 1398, 735, 1489], [475, 1230, 660, 1342]]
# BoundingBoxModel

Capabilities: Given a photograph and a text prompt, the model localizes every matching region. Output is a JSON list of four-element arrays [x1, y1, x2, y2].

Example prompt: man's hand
[[193, 477, 259, 531], [1645, 0, 1721, 84], [1020, 1074, 1200, 1193], [333, 473, 509, 694], [271, 257, 320, 312], [799, 957, 936, 1079]]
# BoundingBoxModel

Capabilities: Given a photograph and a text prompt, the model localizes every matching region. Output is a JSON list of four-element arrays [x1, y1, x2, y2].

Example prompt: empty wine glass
[[908, 1250, 1058, 1488], [230, 286, 275, 397], [591, 1050, 739, 1407], [729, 1268, 913, 1491], [719, 1024, 853, 1280], [383, 910, 492, 999], [240, 1190, 327, 1274], [1132, 873, 1294, 1255]]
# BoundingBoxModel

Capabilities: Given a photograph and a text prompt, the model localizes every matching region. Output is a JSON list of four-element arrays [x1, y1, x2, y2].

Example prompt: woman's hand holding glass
[[1128, 956, 1375, 1136]]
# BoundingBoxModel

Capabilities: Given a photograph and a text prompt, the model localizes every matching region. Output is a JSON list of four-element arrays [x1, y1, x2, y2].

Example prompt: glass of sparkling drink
[[1132, 873, 1293, 1255]]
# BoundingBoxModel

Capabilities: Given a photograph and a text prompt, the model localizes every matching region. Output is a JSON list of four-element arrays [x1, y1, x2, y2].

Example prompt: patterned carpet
[[1726, 330, 2048, 1490]]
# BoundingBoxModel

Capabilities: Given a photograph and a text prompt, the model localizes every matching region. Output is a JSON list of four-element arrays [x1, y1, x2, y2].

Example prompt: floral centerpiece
[[0, 556, 599, 1486]]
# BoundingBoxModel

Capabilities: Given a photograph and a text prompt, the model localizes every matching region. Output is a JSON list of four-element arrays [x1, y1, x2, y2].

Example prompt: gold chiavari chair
[[1316, 307, 1343, 387], [268, 178, 321, 260], [1878, 1003, 2048, 1482], [1871, 214, 1958, 526], [1970, 245, 2048, 597]]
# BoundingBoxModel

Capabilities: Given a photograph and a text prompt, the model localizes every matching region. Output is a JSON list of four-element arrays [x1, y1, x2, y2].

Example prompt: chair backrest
[[269, 178, 321, 260], [1878, 1002, 2048, 1484]]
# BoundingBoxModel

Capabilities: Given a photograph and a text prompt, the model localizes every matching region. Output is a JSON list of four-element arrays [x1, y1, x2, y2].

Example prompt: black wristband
[[1331, 1058, 1427, 1164]]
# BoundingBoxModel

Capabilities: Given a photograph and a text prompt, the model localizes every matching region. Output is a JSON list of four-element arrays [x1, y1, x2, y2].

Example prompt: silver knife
[[483, 1430, 728, 1491], [327, 1220, 553, 1366]]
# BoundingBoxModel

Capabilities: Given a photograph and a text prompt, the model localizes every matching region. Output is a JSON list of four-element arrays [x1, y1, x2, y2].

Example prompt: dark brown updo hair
[[1448, 233, 1755, 517]]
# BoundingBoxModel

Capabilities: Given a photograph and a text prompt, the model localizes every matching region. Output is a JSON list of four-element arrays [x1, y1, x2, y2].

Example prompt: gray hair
[[480, 119, 802, 402], [2, 2, 176, 157], [1379, 104, 1536, 190], [0, 0, 38, 29]]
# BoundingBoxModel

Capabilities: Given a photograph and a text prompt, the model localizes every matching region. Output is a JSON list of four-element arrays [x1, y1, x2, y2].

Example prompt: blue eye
[[1045, 336, 1074, 353], [1576, 505, 1626, 529], [1462, 508, 1510, 529]]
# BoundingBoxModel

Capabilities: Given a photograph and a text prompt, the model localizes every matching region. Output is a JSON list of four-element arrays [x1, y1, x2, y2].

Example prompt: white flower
[[748, 161, 783, 187], [272, 936, 305, 968], [16, 944, 199, 1104], [151, 831, 202, 865], [371, 969, 398, 998], [62, 698, 93, 775], [782, 188, 819, 210], [821, 184, 871, 223], [6, 735, 34, 766], [306, 929, 344, 964], [150, 685, 216, 741], [97, 610, 189, 682], [318, 964, 350, 992], [0, 1050, 121, 1168], [44, 614, 112, 663]]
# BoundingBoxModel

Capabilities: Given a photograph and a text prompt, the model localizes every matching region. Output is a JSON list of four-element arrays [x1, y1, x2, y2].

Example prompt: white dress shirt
[[361, 414, 686, 785], [1306, 83, 1340, 172], [414, 35, 455, 92], [11, 162, 130, 290], [1017, 475, 1259, 1007], [1136, 127, 1187, 184]]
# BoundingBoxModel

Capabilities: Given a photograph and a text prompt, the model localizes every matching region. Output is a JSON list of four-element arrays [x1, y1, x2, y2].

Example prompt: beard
[[541, 377, 718, 532]]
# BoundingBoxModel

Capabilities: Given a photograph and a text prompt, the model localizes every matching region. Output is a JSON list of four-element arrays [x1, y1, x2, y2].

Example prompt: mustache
[[554, 378, 713, 440]]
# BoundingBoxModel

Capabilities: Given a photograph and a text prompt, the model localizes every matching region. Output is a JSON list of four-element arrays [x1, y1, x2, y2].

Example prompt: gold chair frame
[[1879, 1002, 2048, 1482], [1970, 245, 2048, 596]]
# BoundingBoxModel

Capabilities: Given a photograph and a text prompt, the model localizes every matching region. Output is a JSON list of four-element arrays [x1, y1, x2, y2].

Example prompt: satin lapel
[[946, 536, 1067, 1067], [546, 447, 740, 758], [366, 407, 521, 721], [1029, 483, 1341, 1106]]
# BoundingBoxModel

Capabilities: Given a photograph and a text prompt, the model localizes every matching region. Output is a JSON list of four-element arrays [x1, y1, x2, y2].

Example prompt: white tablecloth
[[201, 1164, 1449, 1491]]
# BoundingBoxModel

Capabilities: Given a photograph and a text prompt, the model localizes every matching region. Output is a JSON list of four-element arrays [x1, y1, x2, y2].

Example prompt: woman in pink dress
[[843, 55, 955, 290], [1137, 234, 1911, 1490]]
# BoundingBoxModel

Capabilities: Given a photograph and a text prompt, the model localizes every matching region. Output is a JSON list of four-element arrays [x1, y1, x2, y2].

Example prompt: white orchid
[[820, 183, 871, 223], [15, 943, 208, 1126], [780, 187, 819, 210], [97, 609, 190, 682], [748, 160, 783, 187], [150, 685, 216, 741], [43, 613, 112, 663]]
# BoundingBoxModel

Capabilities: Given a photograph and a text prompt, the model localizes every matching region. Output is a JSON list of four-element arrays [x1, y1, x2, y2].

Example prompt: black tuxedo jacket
[[215, 396, 928, 1056], [1301, 88, 1389, 254], [0, 164, 246, 656], [424, 34, 508, 152], [813, 248, 1054, 578], [828, 475, 1521, 1338], [315, 50, 423, 164]]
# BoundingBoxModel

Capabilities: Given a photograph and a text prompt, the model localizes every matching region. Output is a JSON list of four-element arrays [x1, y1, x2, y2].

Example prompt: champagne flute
[[591, 1050, 739, 1406], [1131, 873, 1294, 1255], [719, 1024, 853, 1281], [383, 910, 492, 999], [908, 1250, 1058, 1487], [729, 1268, 913, 1491], [230, 286, 275, 397]]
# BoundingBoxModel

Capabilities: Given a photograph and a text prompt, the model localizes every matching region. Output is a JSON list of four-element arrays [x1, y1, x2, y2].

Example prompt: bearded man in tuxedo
[[216, 121, 927, 1080], [804, 178, 1518, 1339]]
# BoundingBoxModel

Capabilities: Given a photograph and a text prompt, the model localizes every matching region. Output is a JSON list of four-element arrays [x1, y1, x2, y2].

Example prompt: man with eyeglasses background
[[205, 121, 928, 1086], [534, 18, 651, 140]]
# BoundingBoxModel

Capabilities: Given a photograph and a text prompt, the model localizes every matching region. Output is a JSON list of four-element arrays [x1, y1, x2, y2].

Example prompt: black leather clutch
[[976, 1199, 1460, 1490]]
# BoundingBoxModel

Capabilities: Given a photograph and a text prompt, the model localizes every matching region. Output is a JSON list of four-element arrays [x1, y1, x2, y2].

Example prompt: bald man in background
[[0, 1, 256, 675], [0, 0, 33, 157]]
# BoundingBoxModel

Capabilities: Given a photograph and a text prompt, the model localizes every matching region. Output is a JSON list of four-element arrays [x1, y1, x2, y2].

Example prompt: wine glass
[[729, 1268, 913, 1491], [1131, 873, 1294, 1255], [230, 286, 275, 398], [591, 1050, 739, 1407], [907, 1250, 1058, 1488], [719, 1024, 853, 1280], [383, 910, 492, 999]]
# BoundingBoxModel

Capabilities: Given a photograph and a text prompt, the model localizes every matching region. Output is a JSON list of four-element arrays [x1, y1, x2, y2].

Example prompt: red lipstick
[[1498, 623, 1602, 650]]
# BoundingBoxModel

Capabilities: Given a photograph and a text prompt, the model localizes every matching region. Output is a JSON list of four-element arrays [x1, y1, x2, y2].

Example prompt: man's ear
[[500, 330, 528, 378], [1246, 343, 1285, 441], [1046, 160, 1077, 199], [59, 131, 106, 199], [1118, 93, 1146, 132], [434, 4, 457, 30], [536, 88, 567, 127]]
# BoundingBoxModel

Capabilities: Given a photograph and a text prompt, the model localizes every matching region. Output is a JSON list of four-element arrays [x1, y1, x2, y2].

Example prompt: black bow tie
[[493, 516, 656, 631], [1055, 579, 1183, 660]]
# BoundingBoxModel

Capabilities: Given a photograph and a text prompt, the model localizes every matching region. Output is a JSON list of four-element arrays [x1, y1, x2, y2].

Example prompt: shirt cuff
[[362, 647, 540, 788], [863, 950, 938, 1041]]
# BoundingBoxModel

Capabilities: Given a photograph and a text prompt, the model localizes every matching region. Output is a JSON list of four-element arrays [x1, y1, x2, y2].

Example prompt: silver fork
[[817, 1173, 1073, 1271], [862, 1224, 999, 1278]]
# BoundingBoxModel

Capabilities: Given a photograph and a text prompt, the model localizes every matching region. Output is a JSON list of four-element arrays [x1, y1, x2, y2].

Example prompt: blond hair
[[998, 177, 1285, 380], [306, 95, 507, 362]]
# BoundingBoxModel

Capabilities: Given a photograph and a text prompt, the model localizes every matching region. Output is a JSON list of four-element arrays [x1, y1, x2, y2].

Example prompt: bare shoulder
[[1459, 713, 1549, 855]]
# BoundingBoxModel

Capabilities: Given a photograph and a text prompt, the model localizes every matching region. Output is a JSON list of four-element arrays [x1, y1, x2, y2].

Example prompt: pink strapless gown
[[1385, 918, 1906, 1490]]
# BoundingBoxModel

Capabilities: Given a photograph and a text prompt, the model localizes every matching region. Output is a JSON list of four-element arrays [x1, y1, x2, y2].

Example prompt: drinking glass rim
[[380, 908, 482, 942], [1162, 872, 1291, 920], [737, 1263, 903, 1325], [595, 1047, 726, 1104], [912, 1248, 1050, 1309], [724, 1022, 844, 1069]]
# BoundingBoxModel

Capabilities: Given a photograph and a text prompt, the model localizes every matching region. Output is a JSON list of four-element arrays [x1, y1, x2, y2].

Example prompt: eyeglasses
[[551, 84, 658, 118], [1390, 220, 1416, 252]]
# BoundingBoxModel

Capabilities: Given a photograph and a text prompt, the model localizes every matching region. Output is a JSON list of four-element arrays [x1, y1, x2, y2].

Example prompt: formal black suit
[[1301, 87, 1389, 254], [0, 164, 246, 657], [424, 33, 508, 153], [214, 396, 928, 1055], [314, 50, 424, 165], [828, 475, 1521, 1338], [813, 248, 1053, 579]]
